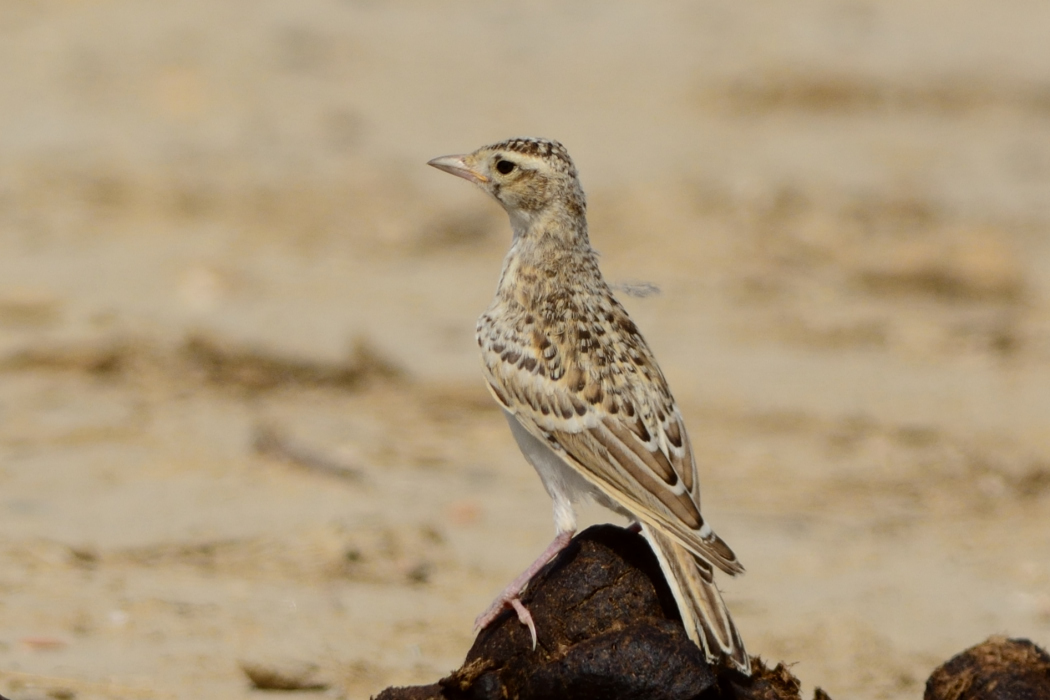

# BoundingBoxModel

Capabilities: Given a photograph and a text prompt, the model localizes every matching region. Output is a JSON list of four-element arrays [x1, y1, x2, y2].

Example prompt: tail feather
[[641, 523, 751, 675]]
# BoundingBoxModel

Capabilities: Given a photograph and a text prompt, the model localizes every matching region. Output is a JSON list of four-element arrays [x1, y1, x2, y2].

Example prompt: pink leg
[[474, 530, 575, 648]]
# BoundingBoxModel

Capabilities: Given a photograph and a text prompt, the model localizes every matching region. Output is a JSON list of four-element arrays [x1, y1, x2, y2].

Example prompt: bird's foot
[[473, 530, 574, 650]]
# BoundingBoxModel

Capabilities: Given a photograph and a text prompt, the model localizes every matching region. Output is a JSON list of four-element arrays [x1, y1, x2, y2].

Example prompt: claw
[[510, 598, 538, 649], [473, 595, 538, 648]]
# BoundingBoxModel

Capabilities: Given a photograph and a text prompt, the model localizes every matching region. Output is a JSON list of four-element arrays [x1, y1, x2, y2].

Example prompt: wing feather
[[478, 291, 743, 576]]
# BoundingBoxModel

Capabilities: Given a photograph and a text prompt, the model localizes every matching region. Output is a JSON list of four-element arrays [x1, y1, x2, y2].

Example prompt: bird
[[427, 137, 750, 675]]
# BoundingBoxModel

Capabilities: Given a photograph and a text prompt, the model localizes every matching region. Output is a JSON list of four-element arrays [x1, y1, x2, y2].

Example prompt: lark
[[428, 137, 750, 674]]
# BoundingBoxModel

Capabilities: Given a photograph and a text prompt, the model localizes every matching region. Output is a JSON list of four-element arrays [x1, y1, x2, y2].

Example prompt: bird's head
[[428, 137, 586, 235]]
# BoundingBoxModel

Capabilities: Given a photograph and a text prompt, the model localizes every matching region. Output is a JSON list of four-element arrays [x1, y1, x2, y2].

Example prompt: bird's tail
[[641, 523, 751, 675]]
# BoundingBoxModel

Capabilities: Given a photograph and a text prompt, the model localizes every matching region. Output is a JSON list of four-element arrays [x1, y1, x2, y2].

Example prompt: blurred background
[[1, 1, 1049, 698]]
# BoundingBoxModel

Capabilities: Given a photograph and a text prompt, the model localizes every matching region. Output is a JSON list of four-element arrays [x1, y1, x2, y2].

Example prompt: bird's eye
[[495, 159, 516, 175]]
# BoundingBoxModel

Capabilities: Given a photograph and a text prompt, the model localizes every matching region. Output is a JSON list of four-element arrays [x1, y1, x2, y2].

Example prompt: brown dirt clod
[[373, 525, 807, 700], [925, 636, 1050, 700]]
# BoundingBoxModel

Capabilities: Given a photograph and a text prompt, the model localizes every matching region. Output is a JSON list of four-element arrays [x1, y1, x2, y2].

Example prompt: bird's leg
[[474, 529, 574, 648]]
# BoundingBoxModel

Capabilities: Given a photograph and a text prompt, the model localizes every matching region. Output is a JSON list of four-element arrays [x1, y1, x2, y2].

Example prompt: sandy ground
[[2, 2, 1050, 699]]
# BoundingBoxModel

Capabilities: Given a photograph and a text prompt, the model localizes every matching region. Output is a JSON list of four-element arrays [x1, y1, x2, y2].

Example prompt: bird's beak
[[427, 154, 489, 184]]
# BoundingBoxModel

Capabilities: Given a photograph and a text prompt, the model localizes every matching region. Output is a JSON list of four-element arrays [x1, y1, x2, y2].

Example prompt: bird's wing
[[478, 302, 743, 577]]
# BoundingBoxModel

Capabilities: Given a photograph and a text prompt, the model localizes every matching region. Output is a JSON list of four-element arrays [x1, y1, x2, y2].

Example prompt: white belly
[[503, 409, 630, 534]]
